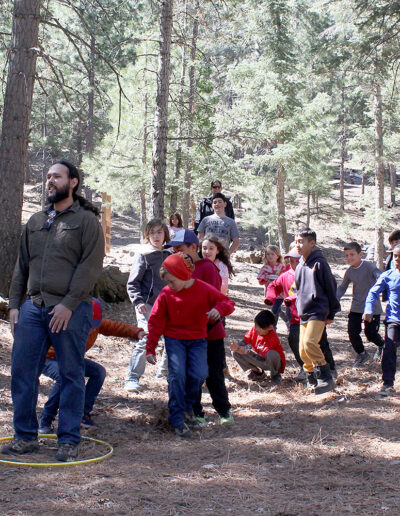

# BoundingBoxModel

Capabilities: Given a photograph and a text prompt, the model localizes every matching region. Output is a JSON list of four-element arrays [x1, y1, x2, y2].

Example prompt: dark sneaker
[[184, 411, 202, 428], [1, 438, 39, 455], [81, 414, 96, 428], [56, 443, 79, 462], [374, 347, 383, 362], [271, 373, 282, 384], [314, 364, 335, 395], [306, 372, 318, 388], [248, 369, 266, 381], [38, 424, 53, 435], [173, 423, 191, 438], [219, 410, 234, 425], [378, 385, 396, 396], [353, 350, 369, 367]]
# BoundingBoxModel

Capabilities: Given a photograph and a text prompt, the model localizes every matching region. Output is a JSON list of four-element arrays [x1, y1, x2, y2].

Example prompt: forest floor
[[1, 181, 400, 515]]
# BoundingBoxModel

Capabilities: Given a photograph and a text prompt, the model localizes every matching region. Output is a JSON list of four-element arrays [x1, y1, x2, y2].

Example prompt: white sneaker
[[124, 379, 142, 392]]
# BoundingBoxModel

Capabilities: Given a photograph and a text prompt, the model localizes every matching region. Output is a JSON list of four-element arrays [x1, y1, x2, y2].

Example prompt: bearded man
[[2, 161, 104, 462]]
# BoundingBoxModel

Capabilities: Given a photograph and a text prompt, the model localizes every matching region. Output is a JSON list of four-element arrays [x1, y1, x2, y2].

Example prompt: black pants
[[382, 322, 400, 386], [192, 339, 231, 418], [348, 312, 384, 354], [289, 324, 335, 370]]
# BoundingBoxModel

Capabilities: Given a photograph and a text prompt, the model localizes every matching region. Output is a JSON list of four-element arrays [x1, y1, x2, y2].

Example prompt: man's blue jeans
[[164, 337, 208, 428], [11, 299, 92, 445], [40, 358, 106, 426]]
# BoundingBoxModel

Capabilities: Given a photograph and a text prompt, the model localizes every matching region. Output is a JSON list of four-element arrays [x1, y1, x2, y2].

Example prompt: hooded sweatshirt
[[127, 244, 171, 307], [295, 248, 341, 322]]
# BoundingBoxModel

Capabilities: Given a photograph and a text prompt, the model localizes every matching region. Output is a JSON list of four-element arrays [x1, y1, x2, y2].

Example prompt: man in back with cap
[[194, 180, 235, 234]]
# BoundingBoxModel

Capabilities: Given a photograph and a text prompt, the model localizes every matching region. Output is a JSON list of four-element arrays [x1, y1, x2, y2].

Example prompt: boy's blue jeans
[[11, 299, 91, 445], [165, 337, 208, 428], [40, 358, 106, 426]]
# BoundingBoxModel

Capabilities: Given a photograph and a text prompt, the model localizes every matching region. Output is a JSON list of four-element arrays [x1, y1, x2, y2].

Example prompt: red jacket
[[46, 319, 143, 360], [265, 268, 299, 324], [146, 279, 235, 355], [193, 258, 225, 340], [244, 326, 286, 373]]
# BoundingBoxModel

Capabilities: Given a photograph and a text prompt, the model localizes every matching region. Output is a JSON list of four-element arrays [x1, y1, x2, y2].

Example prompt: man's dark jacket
[[194, 194, 235, 233], [295, 248, 341, 322]]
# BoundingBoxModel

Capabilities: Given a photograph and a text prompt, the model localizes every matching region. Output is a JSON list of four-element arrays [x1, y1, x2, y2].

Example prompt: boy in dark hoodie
[[295, 228, 341, 394]]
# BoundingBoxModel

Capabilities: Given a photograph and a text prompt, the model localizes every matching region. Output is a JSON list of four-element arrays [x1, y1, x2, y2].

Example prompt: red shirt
[[146, 279, 235, 355], [244, 326, 286, 373]]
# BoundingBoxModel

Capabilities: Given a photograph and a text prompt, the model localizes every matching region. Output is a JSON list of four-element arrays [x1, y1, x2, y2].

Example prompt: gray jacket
[[126, 245, 170, 307]]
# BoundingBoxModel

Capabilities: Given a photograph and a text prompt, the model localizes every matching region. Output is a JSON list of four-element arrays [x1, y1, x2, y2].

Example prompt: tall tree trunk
[[182, 1, 199, 228], [140, 85, 149, 230], [339, 86, 346, 211], [41, 95, 48, 210], [306, 189, 311, 227], [374, 81, 385, 269], [150, 0, 174, 219], [84, 34, 95, 203], [390, 163, 397, 206], [276, 163, 288, 253], [0, 0, 41, 296], [169, 0, 188, 215]]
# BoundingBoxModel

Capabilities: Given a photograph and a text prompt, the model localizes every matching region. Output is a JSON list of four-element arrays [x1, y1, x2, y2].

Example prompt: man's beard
[[47, 183, 70, 204]]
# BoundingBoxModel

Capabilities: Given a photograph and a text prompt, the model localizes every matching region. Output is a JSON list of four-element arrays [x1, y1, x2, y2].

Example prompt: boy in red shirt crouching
[[146, 253, 235, 438], [230, 310, 285, 383]]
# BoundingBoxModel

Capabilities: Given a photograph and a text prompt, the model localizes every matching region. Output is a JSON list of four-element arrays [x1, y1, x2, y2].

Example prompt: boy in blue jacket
[[364, 244, 400, 395], [295, 228, 341, 394]]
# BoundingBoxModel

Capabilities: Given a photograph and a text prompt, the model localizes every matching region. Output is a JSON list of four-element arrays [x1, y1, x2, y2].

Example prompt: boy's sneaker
[[378, 385, 396, 396], [271, 373, 282, 384], [124, 379, 142, 392], [306, 372, 318, 388], [38, 424, 53, 435], [81, 414, 96, 428], [248, 370, 266, 381], [295, 370, 306, 381], [219, 410, 234, 425], [174, 423, 192, 438], [56, 443, 79, 462], [353, 350, 369, 367], [374, 346, 383, 362], [184, 411, 202, 428], [1, 438, 39, 455], [196, 416, 207, 427]]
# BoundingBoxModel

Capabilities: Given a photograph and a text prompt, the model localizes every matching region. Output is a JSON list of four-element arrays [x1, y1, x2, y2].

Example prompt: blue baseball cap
[[166, 229, 199, 248]]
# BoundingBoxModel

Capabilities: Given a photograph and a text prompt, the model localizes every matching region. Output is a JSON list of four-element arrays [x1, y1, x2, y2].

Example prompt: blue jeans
[[126, 303, 152, 382], [11, 299, 92, 445], [165, 337, 208, 428], [40, 358, 106, 425]]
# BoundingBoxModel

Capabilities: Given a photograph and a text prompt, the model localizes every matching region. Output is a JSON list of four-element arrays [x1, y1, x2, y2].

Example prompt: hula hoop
[[0, 434, 113, 468]]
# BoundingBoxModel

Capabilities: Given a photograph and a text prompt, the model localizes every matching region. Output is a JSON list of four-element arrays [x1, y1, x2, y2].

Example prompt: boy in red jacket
[[146, 253, 235, 438], [230, 310, 285, 382]]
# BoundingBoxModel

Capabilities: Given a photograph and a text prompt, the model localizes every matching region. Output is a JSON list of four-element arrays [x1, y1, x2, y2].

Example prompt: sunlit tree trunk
[[276, 163, 288, 253], [374, 80, 384, 269], [151, 0, 174, 219], [0, 0, 41, 296]]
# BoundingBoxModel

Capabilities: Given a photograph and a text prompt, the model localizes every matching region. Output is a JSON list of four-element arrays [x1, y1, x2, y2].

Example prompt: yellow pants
[[299, 320, 327, 372]]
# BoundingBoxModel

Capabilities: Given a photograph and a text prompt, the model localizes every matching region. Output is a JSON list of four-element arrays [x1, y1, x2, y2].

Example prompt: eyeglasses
[[44, 210, 57, 229], [212, 184, 222, 189]]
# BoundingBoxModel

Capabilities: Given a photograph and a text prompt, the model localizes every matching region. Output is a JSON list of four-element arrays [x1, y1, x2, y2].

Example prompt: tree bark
[[306, 189, 311, 227], [150, 0, 174, 219], [84, 33, 96, 203], [390, 163, 397, 206], [140, 84, 149, 231], [276, 163, 288, 253], [182, 1, 199, 228], [374, 81, 385, 269], [339, 86, 346, 211], [0, 0, 41, 296]]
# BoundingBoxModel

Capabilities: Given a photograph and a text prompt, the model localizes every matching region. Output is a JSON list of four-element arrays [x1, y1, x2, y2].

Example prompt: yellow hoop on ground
[[0, 435, 113, 468]]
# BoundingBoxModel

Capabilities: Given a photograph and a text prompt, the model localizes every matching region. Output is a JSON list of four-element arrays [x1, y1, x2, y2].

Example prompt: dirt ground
[[1, 182, 400, 515]]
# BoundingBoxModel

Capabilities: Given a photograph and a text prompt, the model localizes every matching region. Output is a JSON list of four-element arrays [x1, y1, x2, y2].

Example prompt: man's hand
[[137, 304, 149, 314], [363, 313, 373, 323], [9, 308, 19, 337], [146, 354, 157, 365], [49, 304, 72, 333], [207, 308, 220, 321]]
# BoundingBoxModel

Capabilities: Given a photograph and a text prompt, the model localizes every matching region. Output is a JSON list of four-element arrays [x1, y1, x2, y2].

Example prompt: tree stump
[[94, 266, 129, 303]]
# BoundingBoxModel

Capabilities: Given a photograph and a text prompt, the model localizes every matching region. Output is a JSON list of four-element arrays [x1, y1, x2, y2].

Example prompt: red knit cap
[[162, 252, 195, 280]]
